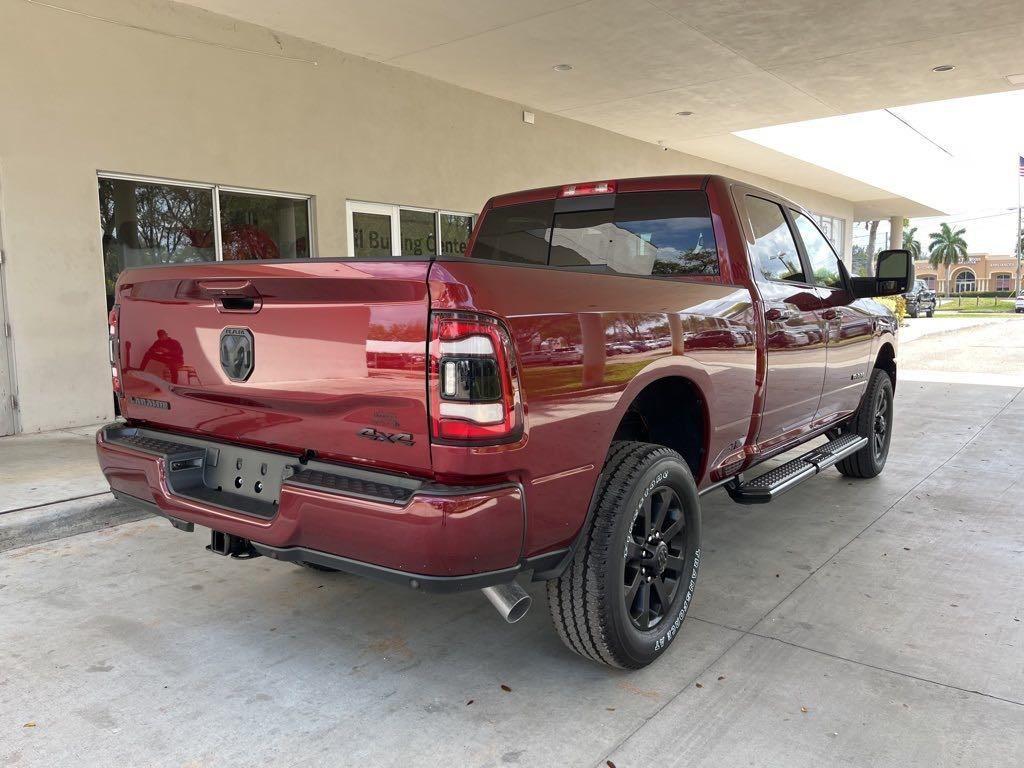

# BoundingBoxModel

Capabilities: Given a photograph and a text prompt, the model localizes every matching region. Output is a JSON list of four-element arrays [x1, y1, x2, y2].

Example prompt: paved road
[[2, 380, 1022, 767], [898, 314, 1015, 345], [900, 314, 1024, 386]]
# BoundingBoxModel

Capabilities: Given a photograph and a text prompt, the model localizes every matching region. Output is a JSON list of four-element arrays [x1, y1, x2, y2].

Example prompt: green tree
[[902, 224, 921, 260], [927, 223, 968, 268]]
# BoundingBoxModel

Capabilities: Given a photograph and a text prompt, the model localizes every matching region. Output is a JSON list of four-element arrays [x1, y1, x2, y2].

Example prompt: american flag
[[1020, 155, 1024, 176]]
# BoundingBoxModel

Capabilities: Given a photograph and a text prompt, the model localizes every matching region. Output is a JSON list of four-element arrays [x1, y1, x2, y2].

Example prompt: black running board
[[725, 434, 868, 505]]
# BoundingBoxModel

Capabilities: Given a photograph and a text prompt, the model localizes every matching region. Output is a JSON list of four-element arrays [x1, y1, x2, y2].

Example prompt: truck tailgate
[[115, 260, 433, 474]]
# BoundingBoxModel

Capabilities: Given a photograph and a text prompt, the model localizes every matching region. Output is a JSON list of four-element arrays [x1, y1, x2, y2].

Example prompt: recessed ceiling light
[[1006, 73, 1024, 85], [552, 63, 573, 72], [932, 64, 955, 72], [675, 111, 694, 117]]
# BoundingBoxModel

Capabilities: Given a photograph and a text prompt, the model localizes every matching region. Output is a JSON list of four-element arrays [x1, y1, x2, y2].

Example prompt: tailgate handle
[[199, 280, 262, 314]]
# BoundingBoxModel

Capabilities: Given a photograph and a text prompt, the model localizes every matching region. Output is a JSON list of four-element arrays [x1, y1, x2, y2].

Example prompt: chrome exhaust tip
[[481, 581, 532, 623]]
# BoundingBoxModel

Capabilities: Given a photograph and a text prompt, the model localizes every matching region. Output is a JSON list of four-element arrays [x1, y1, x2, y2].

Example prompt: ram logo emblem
[[220, 327, 254, 382]]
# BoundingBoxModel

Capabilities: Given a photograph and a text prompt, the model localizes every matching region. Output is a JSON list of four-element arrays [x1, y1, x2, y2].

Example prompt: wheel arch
[[532, 372, 711, 583], [609, 374, 709, 481], [875, 341, 896, 390]]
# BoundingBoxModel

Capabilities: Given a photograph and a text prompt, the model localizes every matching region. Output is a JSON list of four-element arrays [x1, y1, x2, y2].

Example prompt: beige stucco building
[[914, 254, 1019, 294], [1, 0, 1020, 436]]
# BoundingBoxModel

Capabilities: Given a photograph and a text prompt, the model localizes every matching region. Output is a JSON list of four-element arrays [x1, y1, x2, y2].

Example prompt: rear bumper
[[96, 423, 545, 591]]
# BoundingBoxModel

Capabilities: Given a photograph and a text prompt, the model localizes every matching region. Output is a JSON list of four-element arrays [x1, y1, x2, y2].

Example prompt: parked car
[[607, 342, 635, 355], [1016, 292, 1024, 314], [549, 345, 583, 366], [904, 279, 936, 318], [97, 175, 909, 669]]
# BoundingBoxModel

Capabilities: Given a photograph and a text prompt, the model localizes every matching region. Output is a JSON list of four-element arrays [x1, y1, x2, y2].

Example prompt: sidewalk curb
[[0, 493, 150, 553]]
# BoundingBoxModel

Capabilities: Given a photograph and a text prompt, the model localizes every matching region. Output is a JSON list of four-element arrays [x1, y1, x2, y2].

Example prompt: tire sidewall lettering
[[654, 547, 700, 652]]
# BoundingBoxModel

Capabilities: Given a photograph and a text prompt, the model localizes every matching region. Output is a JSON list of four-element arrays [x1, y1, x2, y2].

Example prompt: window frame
[[98, 171, 317, 260], [347, 200, 476, 258]]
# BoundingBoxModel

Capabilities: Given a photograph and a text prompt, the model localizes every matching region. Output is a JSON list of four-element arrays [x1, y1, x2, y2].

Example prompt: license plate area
[[169, 441, 298, 519], [105, 425, 298, 519]]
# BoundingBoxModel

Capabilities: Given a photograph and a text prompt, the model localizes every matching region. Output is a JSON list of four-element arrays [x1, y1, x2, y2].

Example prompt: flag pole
[[1017, 161, 1022, 297]]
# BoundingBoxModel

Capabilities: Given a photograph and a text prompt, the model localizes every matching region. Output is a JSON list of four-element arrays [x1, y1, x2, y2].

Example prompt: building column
[[889, 216, 903, 252]]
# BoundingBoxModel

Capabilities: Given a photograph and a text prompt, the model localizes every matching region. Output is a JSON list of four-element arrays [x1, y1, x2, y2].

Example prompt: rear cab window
[[470, 190, 719, 278]]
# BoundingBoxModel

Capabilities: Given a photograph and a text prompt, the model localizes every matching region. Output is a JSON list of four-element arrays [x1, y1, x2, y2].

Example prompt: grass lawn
[[935, 298, 1017, 314]]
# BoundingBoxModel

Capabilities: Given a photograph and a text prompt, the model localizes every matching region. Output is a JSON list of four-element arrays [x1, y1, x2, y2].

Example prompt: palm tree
[[928, 223, 968, 268], [902, 224, 921, 260]]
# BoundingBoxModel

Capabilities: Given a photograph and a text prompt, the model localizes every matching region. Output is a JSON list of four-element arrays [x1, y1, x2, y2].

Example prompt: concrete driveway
[[2, 379, 1023, 767]]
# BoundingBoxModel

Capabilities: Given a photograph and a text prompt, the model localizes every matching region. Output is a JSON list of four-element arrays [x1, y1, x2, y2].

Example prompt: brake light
[[429, 312, 523, 443], [559, 181, 616, 197], [108, 305, 121, 395]]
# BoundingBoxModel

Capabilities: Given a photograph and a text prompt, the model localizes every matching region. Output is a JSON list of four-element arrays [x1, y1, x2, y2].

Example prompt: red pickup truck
[[97, 175, 911, 669]]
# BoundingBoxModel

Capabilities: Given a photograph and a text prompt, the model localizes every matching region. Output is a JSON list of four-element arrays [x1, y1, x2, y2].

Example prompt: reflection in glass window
[[472, 200, 554, 265], [812, 212, 845, 253], [440, 214, 473, 255], [745, 197, 804, 283], [794, 212, 843, 289], [218, 192, 310, 261], [548, 191, 718, 276], [352, 212, 393, 257], [400, 209, 436, 255], [98, 178, 215, 310]]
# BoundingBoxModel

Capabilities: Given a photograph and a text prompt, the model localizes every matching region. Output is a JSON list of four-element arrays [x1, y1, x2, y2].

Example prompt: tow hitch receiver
[[207, 530, 261, 559]]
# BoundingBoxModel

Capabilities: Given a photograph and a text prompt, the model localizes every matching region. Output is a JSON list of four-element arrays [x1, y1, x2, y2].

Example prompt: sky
[[736, 89, 1024, 255]]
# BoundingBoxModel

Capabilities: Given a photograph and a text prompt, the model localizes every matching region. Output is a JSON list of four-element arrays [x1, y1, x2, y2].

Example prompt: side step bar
[[725, 433, 868, 505]]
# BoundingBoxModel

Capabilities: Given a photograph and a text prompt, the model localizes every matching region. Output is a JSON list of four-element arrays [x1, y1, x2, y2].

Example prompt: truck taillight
[[429, 312, 523, 443], [559, 180, 616, 197], [108, 305, 121, 395]]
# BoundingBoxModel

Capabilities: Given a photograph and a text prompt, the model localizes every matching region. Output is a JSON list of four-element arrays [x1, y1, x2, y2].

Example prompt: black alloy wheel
[[623, 485, 688, 630]]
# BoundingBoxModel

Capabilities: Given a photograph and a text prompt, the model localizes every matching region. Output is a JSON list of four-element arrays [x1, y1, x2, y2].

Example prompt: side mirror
[[850, 249, 914, 298]]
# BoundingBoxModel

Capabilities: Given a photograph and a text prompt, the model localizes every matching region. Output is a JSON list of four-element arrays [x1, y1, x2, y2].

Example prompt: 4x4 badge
[[358, 427, 414, 446]]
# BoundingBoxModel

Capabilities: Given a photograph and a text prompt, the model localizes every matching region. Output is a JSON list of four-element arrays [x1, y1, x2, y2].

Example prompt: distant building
[[913, 254, 1018, 293]]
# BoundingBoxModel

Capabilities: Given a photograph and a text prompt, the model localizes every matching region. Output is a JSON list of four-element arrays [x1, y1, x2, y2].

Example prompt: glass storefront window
[[440, 213, 473, 255], [218, 192, 310, 260], [348, 202, 475, 258], [352, 212, 393, 257], [99, 178, 215, 310], [400, 209, 437, 256], [99, 175, 313, 309]]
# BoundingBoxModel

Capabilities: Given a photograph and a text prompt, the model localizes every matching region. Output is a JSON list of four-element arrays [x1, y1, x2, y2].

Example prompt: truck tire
[[926, 309, 934, 318], [547, 441, 701, 669], [908, 308, 918, 318], [836, 368, 893, 479]]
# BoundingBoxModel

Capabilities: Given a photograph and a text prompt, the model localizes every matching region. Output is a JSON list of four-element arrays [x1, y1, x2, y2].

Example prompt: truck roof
[[485, 174, 800, 212]]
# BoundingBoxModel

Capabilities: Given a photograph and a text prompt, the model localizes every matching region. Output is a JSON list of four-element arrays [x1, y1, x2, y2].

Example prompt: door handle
[[199, 280, 263, 313], [765, 307, 794, 322]]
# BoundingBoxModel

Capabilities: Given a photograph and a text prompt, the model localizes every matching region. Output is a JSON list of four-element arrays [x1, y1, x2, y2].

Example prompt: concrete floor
[[900, 315, 1024, 386], [0, 424, 109, 514], [2, 370, 1023, 765]]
